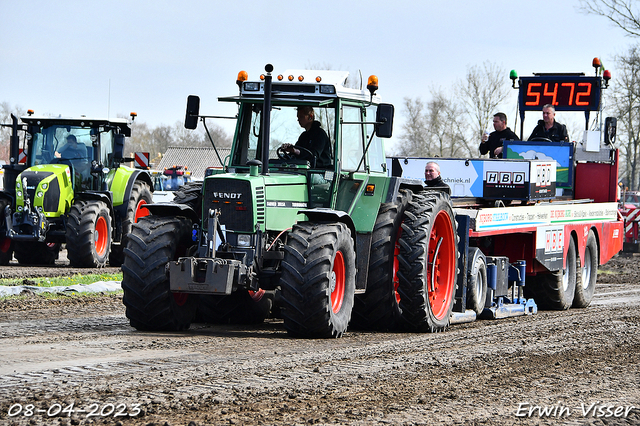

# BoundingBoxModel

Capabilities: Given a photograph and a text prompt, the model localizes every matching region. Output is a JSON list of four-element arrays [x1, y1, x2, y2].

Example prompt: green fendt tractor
[[0, 111, 153, 267], [122, 64, 459, 338]]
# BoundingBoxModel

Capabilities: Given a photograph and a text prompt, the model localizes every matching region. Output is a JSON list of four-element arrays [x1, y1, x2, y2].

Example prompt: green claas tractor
[[0, 111, 153, 267], [122, 64, 459, 338]]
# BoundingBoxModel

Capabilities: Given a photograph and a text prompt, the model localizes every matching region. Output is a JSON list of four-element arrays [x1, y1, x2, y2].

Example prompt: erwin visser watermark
[[516, 402, 635, 419]]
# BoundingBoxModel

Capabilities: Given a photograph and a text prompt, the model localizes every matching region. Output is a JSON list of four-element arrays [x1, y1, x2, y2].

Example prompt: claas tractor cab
[[0, 111, 153, 266]]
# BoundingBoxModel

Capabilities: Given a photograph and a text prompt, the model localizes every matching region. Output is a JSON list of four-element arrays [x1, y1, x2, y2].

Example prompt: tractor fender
[[143, 203, 200, 222], [298, 208, 356, 244], [385, 176, 425, 203], [73, 191, 116, 227], [111, 169, 153, 224]]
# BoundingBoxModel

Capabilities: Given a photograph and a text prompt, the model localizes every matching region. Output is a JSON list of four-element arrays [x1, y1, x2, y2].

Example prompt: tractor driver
[[55, 134, 90, 189], [528, 104, 569, 142], [279, 106, 332, 169], [55, 135, 88, 160]]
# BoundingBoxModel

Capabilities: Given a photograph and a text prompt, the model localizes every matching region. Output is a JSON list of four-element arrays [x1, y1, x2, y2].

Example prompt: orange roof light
[[592, 57, 601, 68], [367, 75, 379, 95], [130, 112, 137, 120], [237, 70, 248, 83], [27, 109, 34, 116], [298, 75, 304, 82], [277, 74, 284, 81], [259, 74, 265, 81], [288, 75, 294, 81], [315, 76, 322, 83]]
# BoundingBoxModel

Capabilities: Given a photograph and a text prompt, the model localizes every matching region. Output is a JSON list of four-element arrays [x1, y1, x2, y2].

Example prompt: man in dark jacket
[[528, 104, 569, 142], [479, 112, 519, 158], [280, 106, 332, 168], [424, 161, 450, 191]]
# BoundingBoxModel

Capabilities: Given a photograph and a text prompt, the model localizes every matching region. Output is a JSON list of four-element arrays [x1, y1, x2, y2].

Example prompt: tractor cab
[[20, 113, 134, 192]]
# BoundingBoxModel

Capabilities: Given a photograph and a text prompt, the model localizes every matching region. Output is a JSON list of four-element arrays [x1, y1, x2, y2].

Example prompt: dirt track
[[0, 254, 638, 425]]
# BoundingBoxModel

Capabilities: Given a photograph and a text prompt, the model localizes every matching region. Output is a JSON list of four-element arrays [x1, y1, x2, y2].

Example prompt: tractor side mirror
[[185, 95, 200, 130], [114, 133, 125, 162], [376, 103, 394, 138]]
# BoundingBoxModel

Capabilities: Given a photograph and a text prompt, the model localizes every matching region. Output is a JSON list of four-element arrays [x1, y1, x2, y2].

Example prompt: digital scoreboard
[[518, 75, 602, 112]]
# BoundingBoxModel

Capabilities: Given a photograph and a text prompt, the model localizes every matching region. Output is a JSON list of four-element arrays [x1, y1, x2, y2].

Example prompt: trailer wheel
[[533, 237, 577, 310], [122, 215, 198, 331], [14, 241, 59, 265], [351, 189, 411, 331], [66, 200, 112, 267], [573, 230, 598, 308], [397, 191, 458, 332], [196, 289, 273, 324], [280, 222, 356, 338], [109, 180, 152, 266], [466, 247, 488, 315]]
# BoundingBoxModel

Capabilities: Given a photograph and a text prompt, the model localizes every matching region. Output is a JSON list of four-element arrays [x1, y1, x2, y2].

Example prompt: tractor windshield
[[231, 103, 335, 168], [29, 125, 94, 167]]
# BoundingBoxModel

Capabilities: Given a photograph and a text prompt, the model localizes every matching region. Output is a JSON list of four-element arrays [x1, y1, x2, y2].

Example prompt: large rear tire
[[397, 191, 458, 332], [122, 215, 198, 331], [351, 189, 411, 331], [280, 222, 356, 338], [109, 180, 152, 266], [529, 236, 577, 310], [173, 181, 203, 212], [66, 200, 112, 267], [573, 230, 598, 308]]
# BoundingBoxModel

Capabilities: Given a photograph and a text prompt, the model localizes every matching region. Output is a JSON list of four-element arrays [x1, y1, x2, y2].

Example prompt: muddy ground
[[0, 253, 638, 426]]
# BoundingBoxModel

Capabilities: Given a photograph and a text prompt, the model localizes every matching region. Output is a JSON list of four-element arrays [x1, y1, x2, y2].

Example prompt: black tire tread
[[121, 215, 197, 331]]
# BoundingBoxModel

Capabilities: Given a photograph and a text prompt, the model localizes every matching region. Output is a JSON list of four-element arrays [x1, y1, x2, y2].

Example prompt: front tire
[[397, 191, 458, 332], [122, 215, 198, 331], [280, 222, 356, 338], [66, 200, 112, 267], [573, 230, 598, 308]]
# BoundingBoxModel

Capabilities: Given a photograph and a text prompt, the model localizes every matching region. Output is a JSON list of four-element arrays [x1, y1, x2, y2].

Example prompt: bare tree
[[455, 61, 512, 145], [579, 0, 640, 37], [397, 61, 509, 159], [612, 46, 640, 189], [397, 97, 429, 157]]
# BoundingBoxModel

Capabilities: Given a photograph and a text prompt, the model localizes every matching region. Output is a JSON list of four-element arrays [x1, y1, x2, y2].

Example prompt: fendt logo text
[[212, 192, 243, 199]]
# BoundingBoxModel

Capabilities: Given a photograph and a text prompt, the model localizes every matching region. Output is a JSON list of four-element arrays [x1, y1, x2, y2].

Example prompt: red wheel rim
[[134, 200, 150, 222], [428, 210, 456, 320], [249, 289, 265, 302], [94, 216, 109, 257], [331, 251, 346, 313]]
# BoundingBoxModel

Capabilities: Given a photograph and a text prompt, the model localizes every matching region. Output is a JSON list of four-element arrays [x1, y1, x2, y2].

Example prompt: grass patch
[[0, 273, 122, 288]]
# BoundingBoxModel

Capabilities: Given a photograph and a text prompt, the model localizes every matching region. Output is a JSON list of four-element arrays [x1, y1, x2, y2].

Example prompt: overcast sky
[[1, 0, 634, 152]]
